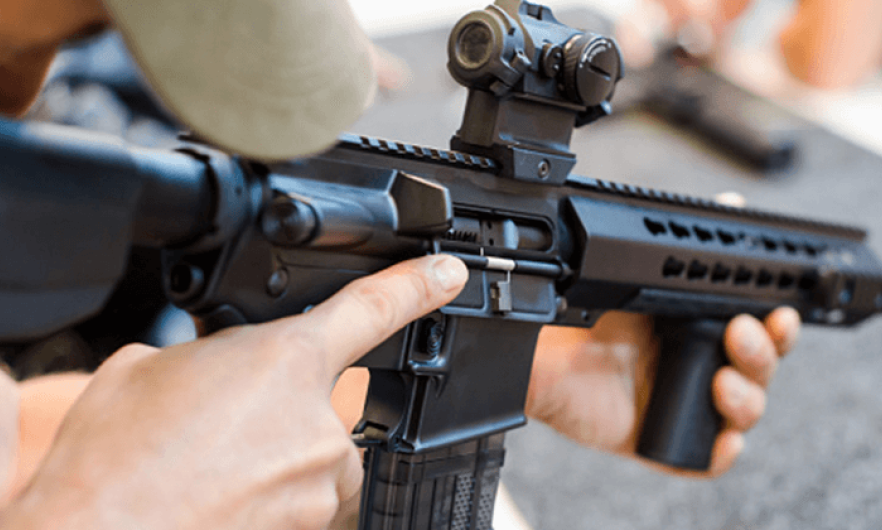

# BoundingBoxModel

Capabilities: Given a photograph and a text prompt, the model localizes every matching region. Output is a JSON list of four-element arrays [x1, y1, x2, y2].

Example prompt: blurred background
[[351, 0, 882, 155], [12, 0, 882, 528]]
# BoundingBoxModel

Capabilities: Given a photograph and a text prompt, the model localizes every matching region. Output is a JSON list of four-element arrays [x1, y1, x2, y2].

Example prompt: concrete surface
[[354, 13, 882, 530]]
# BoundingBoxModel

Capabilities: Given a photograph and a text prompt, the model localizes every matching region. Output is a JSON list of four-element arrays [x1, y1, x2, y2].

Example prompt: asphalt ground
[[354, 12, 882, 530]]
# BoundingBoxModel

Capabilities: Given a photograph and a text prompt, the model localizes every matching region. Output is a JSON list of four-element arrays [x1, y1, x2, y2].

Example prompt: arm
[[625, 0, 882, 88], [0, 255, 467, 530]]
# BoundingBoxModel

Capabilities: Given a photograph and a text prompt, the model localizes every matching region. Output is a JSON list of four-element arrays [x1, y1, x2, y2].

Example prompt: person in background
[[618, 0, 882, 88], [0, 0, 800, 528]]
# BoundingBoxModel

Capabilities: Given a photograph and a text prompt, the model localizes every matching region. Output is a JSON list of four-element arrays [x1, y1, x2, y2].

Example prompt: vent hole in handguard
[[778, 272, 795, 289], [669, 222, 691, 239], [663, 257, 686, 277], [717, 230, 736, 245], [711, 263, 731, 283], [694, 226, 714, 242], [756, 269, 774, 287], [799, 271, 819, 290], [644, 217, 667, 236], [687, 260, 709, 280], [734, 267, 753, 285], [639, 217, 832, 262]]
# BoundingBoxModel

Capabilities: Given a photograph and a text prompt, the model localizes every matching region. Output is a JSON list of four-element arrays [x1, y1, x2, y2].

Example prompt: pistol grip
[[636, 318, 728, 470]]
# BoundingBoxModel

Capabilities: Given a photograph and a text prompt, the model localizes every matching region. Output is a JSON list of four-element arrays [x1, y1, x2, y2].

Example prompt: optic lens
[[455, 22, 494, 69]]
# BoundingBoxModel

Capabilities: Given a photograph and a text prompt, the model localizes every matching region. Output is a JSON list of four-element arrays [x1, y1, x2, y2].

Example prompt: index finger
[[286, 255, 468, 380]]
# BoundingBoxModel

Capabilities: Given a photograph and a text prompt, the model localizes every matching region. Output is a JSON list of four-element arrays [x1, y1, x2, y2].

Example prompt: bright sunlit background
[[349, 0, 882, 156], [349, 0, 629, 37]]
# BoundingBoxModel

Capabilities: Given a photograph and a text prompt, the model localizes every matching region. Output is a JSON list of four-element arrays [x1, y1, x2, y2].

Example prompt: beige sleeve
[[0, 369, 20, 504]]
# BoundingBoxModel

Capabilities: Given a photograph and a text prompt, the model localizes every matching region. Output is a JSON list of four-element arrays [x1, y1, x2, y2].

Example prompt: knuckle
[[339, 448, 365, 501], [105, 343, 155, 369], [262, 327, 302, 355], [308, 420, 359, 471], [288, 425, 357, 529], [234, 320, 328, 383], [749, 389, 767, 423], [349, 280, 402, 334], [208, 322, 253, 341], [297, 491, 341, 530], [244, 330, 294, 369], [259, 320, 318, 357], [762, 358, 778, 385], [750, 348, 777, 386], [735, 385, 766, 430], [325, 432, 358, 466], [750, 349, 775, 376], [402, 268, 436, 310]]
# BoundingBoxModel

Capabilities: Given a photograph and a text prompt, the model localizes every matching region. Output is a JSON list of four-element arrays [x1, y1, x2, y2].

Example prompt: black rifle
[[1, 1, 881, 528]]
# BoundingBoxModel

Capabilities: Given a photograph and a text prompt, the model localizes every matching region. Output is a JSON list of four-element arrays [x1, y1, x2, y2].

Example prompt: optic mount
[[448, 0, 623, 184]]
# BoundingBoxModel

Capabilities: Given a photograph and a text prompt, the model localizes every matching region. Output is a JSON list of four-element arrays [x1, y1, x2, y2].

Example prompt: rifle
[[1, 1, 881, 528]]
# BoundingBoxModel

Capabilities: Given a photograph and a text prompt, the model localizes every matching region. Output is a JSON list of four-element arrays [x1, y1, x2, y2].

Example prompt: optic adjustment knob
[[561, 35, 622, 107]]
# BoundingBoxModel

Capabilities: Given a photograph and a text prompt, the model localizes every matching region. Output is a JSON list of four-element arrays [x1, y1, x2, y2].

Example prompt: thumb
[[284, 255, 468, 379]]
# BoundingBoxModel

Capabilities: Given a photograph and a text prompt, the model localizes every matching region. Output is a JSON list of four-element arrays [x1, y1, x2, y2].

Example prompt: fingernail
[[432, 256, 468, 291]]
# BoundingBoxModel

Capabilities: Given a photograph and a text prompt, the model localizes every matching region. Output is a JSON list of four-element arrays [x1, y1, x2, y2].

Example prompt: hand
[[778, 0, 882, 88], [618, 0, 882, 88], [526, 308, 801, 477], [615, 0, 753, 68], [654, 0, 752, 37], [1, 254, 467, 530]]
